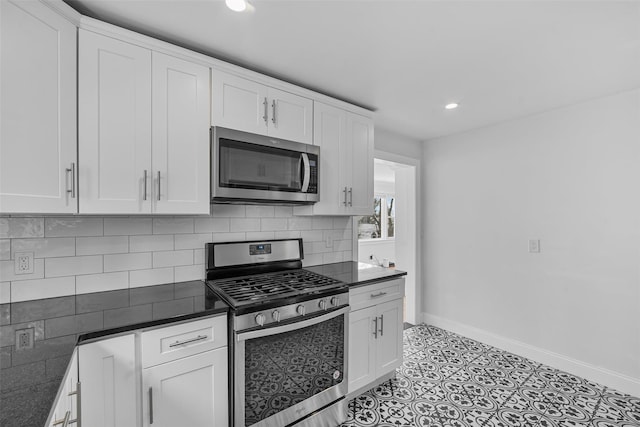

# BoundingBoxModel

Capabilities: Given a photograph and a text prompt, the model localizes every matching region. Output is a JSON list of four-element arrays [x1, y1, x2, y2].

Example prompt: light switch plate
[[528, 239, 541, 253]]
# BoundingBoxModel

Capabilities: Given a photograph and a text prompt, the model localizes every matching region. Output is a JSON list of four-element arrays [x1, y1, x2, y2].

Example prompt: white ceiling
[[66, 0, 640, 141]]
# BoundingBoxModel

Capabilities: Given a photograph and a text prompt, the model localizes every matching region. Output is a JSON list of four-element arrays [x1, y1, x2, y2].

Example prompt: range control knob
[[330, 296, 340, 307], [318, 299, 327, 310], [272, 310, 281, 322], [296, 305, 306, 316], [255, 313, 266, 326]]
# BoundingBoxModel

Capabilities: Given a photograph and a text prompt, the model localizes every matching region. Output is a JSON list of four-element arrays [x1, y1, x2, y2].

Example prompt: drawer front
[[349, 278, 405, 312], [141, 315, 227, 367]]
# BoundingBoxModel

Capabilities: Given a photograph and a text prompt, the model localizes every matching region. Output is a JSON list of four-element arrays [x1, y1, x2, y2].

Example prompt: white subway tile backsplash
[[174, 233, 213, 250], [194, 218, 229, 233], [104, 252, 152, 272], [0, 217, 44, 238], [130, 235, 174, 253], [194, 249, 205, 264], [0, 239, 10, 260], [287, 217, 312, 231], [76, 271, 129, 294], [274, 231, 301, 240], [76, 236, 128, 256], [322, 252, 343, 264], [4, 208, 355, 302], [301, 230, 323, 242], [312, 217, 333, 230], [104, 218, 152, 236], [230, 218, 260, 232], [302, 253, 323, 267], [175, 264, 204, 282], [211, 232, 246, 242], [274, 206, 293, 217], [333, 217, 352, 230], [45, 255, 103, 278], [11, 276, 75, 302], [245, 231, 275, 241], [153, 250, 193, 268], [45, 217, 103, 237], [129, 267, 174, 288], [153, 218, 194, 234], [0, 282, 10, 304], [0, 258, 45, 282], [211, 204, 245, 217], [12, 237, 75, 258], [261, 218, 287, 231], [246, 206, 275, 218]]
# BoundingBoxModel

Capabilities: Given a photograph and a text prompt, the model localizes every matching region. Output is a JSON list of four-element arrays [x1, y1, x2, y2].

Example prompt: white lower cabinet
[[348, 279, 404, 395], [142, 348, 228, 427], [78, 334, 138, 427]]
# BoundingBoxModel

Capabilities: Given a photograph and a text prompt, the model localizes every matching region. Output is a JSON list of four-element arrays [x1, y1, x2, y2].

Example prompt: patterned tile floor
[[342, 324, 640, 427]]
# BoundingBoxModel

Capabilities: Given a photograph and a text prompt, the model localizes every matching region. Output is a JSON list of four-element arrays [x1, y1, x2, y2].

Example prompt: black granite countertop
[[305, 261, 407, 288], [0, 280, 228, 427]]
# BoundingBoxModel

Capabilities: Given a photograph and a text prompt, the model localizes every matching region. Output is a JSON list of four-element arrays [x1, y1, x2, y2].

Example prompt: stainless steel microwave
[[211, 127, 319, 204]]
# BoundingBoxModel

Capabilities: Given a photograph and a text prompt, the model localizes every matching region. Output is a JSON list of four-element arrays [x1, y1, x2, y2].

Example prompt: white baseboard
[[421, 312, 640, 397]]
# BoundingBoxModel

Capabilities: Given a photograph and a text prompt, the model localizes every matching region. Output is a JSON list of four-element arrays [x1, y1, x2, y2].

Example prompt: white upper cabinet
[[295, 102, 374, 216], [79, 30, 210, 214], [212, 69, 313, 144], [0, 0, 77, 213], [152, 52, 210, 214], [79, 29, 153, 214]]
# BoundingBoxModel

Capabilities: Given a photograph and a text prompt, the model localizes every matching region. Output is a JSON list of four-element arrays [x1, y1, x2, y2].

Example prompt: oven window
[[219, 138, 303, 192], [244, 314, 344, 426]]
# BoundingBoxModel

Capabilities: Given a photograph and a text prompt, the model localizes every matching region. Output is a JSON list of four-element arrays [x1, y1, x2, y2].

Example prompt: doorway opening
[[355, 154, 419, 326]]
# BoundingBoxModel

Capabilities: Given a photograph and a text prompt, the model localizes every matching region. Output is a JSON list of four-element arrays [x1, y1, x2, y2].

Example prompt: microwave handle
[[301, 153, 311, 193]]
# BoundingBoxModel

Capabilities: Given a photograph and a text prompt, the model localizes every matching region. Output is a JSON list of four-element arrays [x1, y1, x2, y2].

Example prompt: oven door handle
[[236, 306, 349, 342]]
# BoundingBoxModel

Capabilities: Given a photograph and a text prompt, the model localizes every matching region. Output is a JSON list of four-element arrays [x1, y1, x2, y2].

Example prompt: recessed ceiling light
[[225, 0, 247, 12], [445, 103, 459, 110]]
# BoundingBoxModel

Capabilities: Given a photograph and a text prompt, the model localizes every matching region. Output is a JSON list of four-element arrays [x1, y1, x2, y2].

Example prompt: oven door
[[235, 306, 349, 427]]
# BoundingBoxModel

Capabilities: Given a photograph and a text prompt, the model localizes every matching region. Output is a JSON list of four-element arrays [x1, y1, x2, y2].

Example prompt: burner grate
[[208, 269, 343, 307]]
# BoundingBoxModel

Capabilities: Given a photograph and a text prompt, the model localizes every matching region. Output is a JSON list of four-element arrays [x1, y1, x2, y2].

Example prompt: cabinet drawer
[[349, 278, 405, 312], [141, 315, 227, 367]]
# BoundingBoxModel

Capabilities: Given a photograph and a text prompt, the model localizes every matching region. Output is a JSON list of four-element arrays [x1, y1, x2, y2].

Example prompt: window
[[358, 195, 395, 239]]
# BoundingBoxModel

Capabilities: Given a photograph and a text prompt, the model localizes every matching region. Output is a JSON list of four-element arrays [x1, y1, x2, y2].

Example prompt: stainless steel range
[[205, 239, 349, 427]]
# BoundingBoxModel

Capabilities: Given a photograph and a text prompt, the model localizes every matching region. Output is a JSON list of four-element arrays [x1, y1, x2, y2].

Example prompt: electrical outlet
[[325, 235, 333, 248], [14, 252, 34, 275], [528, 239, 541, 253], [15, 328, 34, 351]]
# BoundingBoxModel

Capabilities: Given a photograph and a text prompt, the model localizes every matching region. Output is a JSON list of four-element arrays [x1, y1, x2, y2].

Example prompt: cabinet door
[[375, 298, 404, 375], [0, 0, 77, 213], [267, 88, 313, 144], [143, 348, 228, 427], [346, 112, 374, 215], [79, 29, 152, 214], [152, 52, 210, 214], [303, 101, 347, 215], [347, 305, 377, 394], [212, 70, 269, 136], [79, 334, 137, 427]]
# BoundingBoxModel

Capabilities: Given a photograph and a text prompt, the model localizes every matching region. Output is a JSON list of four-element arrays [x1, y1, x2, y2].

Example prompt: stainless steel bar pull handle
[[379, 314, 384, 336], [143, 170, 148, 201], [66, 163, 76, 198], [168, 335, 208, 348], [271, 99, 277, 125], [52, 411, 71, 427], [371, 291, 387, 298], [373, 316, 378, 339], [348, 187, 353, 206], [263, 97, 268, 124], [149, 387, 154, 424], [157, 171, 161, 201], [343, 187, 348, 206]]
